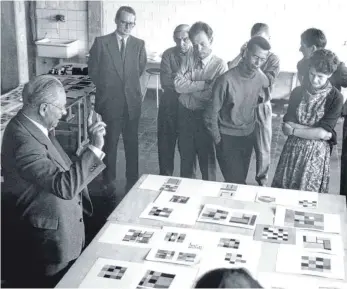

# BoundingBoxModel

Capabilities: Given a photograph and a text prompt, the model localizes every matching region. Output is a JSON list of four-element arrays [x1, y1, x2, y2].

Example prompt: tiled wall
[[102, 0, 347, 72], [35, 1, 88, 57]]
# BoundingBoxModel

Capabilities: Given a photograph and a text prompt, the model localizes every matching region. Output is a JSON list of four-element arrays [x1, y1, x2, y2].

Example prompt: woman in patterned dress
[[272, 49, 344, 193]]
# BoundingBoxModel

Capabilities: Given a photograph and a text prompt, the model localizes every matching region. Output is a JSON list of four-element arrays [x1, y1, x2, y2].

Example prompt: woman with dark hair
[[194, 268, 263, 288], [272, 49, 344, 193]]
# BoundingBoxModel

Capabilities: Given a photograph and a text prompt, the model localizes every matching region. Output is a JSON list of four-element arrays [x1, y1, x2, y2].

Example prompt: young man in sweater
[[205, 36, 271, 184], [228, 23, 280, 186]]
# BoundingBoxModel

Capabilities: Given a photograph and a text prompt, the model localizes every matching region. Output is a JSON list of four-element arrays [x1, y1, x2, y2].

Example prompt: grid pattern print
[[301, 256, 331, 272], [160, 178, 181, 192], [98, 264, 127, 280], [177, 252, 196, 263], [220, 184, 238, 197], [164, 232, 186, 243], [284, 209, 324, 230], [229, 212, 257, 226], [155, 249, 175, 260], [299, 200, 318, 208], [149, 206, 173, 218], [224, 252, 247, 264], [201, 208, 228, 221], [138, 270, 175, 288], [262, 227, 289, 241], [169, 195, 189, 204], [218, 238, 241, 249], [122, 229, 154, 244], [303, 236, 332, 251]]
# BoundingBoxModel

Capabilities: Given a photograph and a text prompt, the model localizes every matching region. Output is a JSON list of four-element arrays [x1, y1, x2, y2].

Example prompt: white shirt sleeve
[[88, 145, 105, 160]]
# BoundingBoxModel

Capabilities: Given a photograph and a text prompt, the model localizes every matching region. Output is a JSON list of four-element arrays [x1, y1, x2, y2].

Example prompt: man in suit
[[88, 6, 147, 196], [1, 75, 106, 288], [158, 24, 192, 176]]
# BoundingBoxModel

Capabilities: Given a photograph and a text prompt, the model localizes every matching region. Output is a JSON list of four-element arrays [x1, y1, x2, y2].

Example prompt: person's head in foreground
[[243, 36, 271, 73], [307, 49, 339, 90], [189, 21, 213, 60], [194, 268, 263, 288], [300, 28, 327, 59], [173, 24, 191, 54]]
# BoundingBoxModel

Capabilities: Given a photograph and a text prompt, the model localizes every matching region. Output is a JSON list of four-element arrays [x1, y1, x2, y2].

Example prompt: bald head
[[173, 24, 191, 53]]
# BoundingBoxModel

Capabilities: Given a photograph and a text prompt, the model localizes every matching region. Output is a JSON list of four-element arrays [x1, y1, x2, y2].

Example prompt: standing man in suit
[[88, 6, 147, 196], [1, 75, 106, 288], [158, 24, 192, 176]]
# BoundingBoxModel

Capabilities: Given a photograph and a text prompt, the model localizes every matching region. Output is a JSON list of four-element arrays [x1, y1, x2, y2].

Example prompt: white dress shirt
[[23, 113, 105, 160], [115, 32, 129, 50]]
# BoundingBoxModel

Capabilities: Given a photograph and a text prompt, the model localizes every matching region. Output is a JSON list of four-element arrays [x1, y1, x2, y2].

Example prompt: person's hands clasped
[[88, 112, 106, 150], [282, 122, 294, 136]]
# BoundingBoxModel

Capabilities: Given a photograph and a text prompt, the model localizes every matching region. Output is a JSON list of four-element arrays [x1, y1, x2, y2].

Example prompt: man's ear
[[311, 45, 317, 53], [209, 36, 214, 44], [38, 103, 47, 117]]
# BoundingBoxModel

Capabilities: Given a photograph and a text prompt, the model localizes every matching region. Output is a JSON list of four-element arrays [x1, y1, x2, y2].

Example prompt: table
[[56, 174, 347, 288]]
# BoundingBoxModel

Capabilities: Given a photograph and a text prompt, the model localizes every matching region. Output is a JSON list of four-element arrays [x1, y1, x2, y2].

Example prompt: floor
[[80, 72, 345, 243]]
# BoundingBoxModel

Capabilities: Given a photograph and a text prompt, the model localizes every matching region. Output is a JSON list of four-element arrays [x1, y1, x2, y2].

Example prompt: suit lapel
[[106, 34, 124, 81], [17, 112, 70, 171]]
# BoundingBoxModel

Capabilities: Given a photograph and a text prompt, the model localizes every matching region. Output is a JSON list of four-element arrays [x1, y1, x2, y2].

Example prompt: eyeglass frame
[[43, 102, 67, 113], [119, 20, 136, 28]]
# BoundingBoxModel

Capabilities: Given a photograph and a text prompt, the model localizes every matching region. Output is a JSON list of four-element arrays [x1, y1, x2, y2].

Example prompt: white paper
[[253, 224, 296, 244], [276, 247, 345, 280], [197, 204, 258, 229], [295, 230, 344, 256], [98, 223, 161, 248], [154, 190, 202, 208], [78, 258, 145, 288], [196, 241, 262, 281], [257, 272, 318, 289], [255, 187, 298, 206], [139, 202, 199, 225], [139, 261, 199, 288], [146, 245, 202, 266], [274, 206, 341, 234], [296, 191, 319, 209], [219, 183, 258, 202], [138, 174, 170, 191]]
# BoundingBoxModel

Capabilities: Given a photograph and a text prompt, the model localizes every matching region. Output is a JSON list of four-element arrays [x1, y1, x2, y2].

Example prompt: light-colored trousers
[[254, 100, 272, 185]]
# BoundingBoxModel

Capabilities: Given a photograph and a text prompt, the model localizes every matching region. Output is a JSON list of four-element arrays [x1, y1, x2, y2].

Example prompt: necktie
[[120, 38, 126, 61]]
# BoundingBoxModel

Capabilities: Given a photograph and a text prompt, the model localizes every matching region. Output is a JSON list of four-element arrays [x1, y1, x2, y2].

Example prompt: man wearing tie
[[1, 75, 106, 288], [88, 6, 147, 196]]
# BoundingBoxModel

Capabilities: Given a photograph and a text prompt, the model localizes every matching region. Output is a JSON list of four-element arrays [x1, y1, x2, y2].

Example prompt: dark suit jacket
[[1, 111, 105, 267], [88, 33, 147, 122]]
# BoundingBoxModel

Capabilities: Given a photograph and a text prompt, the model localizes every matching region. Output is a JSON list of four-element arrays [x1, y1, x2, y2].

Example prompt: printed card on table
[[154, 190, 202, 208], [296, 191, 319, 209], [139, 261, 199, 289], [218, 183, 258, 202], [146, 245, 202, 266], [139, 202, 199, 225], [274, 206, 341, 234], [196, 241, 262, 281], [98, 223, 161, 248], [78, 258, 145, 288], [197, 204, 258, 229], [255, 187, 297, 206], [138, 174, 170, 191], [295, 230, 344, 256], [253, 224, 296, 245], [276, 247, 345, 280]]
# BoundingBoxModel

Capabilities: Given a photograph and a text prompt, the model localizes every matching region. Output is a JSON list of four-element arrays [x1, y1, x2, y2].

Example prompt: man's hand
[[322, 131, 333, 141], [88, 112, 106, 150], [282, 122, 294, 136], [257, 68, 270, 88]]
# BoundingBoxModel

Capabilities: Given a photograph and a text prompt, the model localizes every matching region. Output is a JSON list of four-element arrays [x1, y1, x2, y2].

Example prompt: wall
[[1, 1, 19, 94], [102, 0, 347, 72]]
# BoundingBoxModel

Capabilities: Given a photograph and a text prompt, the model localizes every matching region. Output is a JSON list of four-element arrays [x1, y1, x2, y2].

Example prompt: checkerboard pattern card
[[78, 258, 144, 288], [164, 232, 186, 243], [140, 203, 199, 225], [153, 190, 202, 208], [295, 230, 344, 256], [169, 195, 189, 204], [276, 247, 345, 280], [274, 206, 341, 234], [224, 252, 247, 264], [201, 207, 228, 221], [219, 183, 238, 197], [146, 246, 201, 266], [98, 223, 161, 248], [298, 200, 318, 208], [160, 178, 181, 192], [139, 261, 199, 288], [253, 224, 296, 244], [297, 191, 319, 209], [218, 238, 241, 249]]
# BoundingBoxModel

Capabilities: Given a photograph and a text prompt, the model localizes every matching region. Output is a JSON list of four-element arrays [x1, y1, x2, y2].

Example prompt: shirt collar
[[201, 53, 213, 68], [22, 113, 49, 138], [115, 31, 129, 43]]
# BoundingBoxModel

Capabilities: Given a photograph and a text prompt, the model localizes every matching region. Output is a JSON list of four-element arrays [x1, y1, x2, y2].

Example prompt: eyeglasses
[[119, 20, 135, 28], [45, 102, 67, 113]]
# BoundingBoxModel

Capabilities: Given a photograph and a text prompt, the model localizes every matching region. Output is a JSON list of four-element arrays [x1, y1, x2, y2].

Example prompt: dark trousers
[[157, 89, 179, 176], [103, 105, 140, 193], [217, 132, 255, 184], [341, 116, 347, 199], [177, 103, 216, 181]]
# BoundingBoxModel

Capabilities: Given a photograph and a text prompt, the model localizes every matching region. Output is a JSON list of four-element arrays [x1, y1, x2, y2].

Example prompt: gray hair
[[22, 75, 64, 107]]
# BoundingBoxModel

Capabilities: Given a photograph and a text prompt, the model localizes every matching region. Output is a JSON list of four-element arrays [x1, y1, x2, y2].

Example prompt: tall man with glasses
[[1, 75, 106, 288], [89, 6, 147, 199]]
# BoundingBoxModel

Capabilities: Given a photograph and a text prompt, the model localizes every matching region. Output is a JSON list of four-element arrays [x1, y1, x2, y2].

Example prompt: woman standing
[[272, 49, 343, 193]]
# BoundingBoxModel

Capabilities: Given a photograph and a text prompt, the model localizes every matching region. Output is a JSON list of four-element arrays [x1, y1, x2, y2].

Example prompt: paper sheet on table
[[138, 174, 171, 191], [98, 223, 162, 248], [78, 258, 145, 288], [296, 191, 319, 209], [253, 224, 296, 244], [257, 272, 318, 289], [276, 246, 345, 280], [274, 206, 341, 234], [140, 261, 199, 288], [217, 183, 258, 202], [153, 190, 202, 207], [255, 187, 298, 206], [139, 202, 200, 225], [294, 230, 344, 256]]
